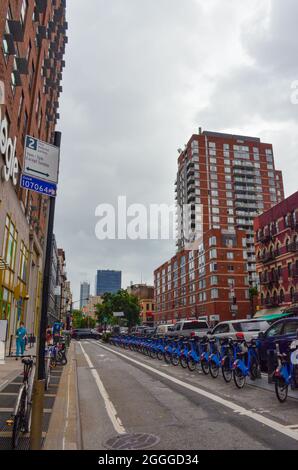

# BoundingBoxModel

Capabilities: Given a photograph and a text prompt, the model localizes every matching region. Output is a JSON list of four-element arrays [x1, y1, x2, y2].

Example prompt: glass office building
[[95, 270, 122, 296]]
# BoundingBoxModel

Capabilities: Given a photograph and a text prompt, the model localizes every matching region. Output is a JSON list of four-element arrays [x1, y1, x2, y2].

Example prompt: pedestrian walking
[[15, 321, 27, 360]]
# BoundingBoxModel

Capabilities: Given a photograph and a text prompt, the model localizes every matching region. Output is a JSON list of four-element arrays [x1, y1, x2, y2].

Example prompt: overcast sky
[[54, 0, 298, 301]]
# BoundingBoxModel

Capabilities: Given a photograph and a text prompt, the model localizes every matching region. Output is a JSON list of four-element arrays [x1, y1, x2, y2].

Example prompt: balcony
[[290, 268, 298, 279], [259, 251, 276, 264], [260, 272, 280, 286], [258, 233, 272, 244], [289, 242, 298, 253]]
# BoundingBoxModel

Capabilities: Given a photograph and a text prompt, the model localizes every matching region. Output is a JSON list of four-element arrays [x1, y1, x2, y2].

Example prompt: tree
[[72, 309, 96, 329], [72, 309, 83, 328], [95, 290, 141, 328]]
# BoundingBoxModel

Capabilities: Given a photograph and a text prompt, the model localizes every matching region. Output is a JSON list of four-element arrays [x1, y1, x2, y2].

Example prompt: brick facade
[[0, 0, 67, 340], [255, 191, 298, 310], [154, 130, 284, 324]]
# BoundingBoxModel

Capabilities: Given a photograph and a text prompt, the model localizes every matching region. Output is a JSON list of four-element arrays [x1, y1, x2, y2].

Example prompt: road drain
[[105, 433, 160, 450]]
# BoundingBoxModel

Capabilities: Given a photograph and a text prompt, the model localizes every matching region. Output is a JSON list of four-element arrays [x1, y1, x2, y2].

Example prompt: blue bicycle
[[232, 339, 260, 389], [273, 340, 298, 403], [220, 338, 240, 383]]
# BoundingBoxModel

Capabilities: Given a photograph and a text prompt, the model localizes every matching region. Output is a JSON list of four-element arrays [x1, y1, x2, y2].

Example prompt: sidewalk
[[0, 344, 36, 391], [43, 342, 82, 450]]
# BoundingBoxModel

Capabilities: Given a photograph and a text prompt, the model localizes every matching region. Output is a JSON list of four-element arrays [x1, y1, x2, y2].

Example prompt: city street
[[75, 340, 298, 451]]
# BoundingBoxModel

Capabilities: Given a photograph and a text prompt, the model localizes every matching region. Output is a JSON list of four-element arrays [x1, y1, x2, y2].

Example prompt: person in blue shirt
[[16, 321, 27, 360]]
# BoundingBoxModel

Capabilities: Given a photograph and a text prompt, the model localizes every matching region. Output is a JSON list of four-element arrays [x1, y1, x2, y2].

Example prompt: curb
[[43, 342, 82, 450]]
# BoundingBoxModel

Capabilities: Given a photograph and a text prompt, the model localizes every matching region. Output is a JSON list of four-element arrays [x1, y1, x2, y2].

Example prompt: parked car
[[130, 326, 148, 336], [167, 320, 210, 338], [209, 318, 271, 342], [258, 316, 298, 371], [71, 328, 101, 340], [156, 324, 175, 336], [143, 327, 157, 336]]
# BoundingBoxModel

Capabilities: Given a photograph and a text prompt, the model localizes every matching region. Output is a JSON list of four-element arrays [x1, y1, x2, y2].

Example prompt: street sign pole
[[30, 131, 61, 450]]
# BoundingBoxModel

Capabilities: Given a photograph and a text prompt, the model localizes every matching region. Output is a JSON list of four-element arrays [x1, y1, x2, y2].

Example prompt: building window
[[211, 289, 219, 300], [227, 252, 234, 260], [209, 236, 217, 247], [20, 0, 28, 26]]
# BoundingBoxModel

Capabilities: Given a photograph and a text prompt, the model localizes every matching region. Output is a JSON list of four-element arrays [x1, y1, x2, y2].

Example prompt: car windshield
[[232, 321, 268, 332]]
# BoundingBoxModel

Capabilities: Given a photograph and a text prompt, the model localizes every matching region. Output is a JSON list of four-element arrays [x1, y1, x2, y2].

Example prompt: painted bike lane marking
[[79, 342, 126, 435], [90, 341, 298, 443]]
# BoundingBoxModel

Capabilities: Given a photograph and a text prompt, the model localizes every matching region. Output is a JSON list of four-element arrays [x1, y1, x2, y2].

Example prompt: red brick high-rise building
[[154, 130, 284, 324], [0, 0, 67, 341], [255, 191, 298, 314]]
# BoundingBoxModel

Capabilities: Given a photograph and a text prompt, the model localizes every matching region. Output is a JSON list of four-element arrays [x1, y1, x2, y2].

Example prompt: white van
[[156, 324, 175, 336]]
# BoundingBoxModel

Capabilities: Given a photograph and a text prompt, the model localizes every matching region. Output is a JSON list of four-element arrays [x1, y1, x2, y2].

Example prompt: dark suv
[[71, 328, 101, 340], [258, 317, 298, 371]]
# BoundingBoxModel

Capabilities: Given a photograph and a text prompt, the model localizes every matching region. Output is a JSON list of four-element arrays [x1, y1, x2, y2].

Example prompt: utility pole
[[30, 131, 61, 450]]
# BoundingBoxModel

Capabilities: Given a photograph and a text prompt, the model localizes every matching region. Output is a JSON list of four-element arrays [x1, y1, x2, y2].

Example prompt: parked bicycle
[[273, 339, 298, 403], [232, 339, 260, 389], [6, 356, 35, 449]]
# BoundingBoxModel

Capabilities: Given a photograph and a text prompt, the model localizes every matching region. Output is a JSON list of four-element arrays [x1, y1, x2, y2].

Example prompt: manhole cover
[[105, 433, 160, 450]]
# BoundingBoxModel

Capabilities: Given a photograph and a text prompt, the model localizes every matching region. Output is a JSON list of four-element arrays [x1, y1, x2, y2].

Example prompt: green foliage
[[96, 289, 141, 328], [80, 317, 96, 329], [72, 309, 95, 328], [72, 309, 83, 328], [249, 287, 259, 299], [102, 332, 112, 343]]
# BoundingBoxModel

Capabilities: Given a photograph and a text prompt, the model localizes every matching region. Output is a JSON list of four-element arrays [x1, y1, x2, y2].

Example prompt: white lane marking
[[79, 342, 126, 435], [91, 341, 298, 442], [286, 424, 298, 429]]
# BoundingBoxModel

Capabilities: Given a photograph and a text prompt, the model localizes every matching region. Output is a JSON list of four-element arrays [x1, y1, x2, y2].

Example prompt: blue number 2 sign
[[26, 136, 38, 151]]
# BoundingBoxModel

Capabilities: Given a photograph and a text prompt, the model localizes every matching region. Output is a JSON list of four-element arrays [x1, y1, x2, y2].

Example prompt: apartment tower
[[154, 130, 284, 323]]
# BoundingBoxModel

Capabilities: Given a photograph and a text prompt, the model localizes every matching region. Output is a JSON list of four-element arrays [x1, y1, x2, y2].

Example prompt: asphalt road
[[74, 340, 298, 450]]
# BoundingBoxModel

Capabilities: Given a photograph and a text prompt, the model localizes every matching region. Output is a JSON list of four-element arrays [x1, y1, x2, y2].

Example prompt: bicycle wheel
[[171, 354, 180, 366], [201, 359, 209, 375], [249, 357, 259, 381], [233, 368, 246, 389], [222, 358, 232, 383], [275, 379, 288, 403], [164, 352, 172, 364], [209, 361, 219, 379], [157, 351, 164, 361], [12, 390, 26, 449], [180, 356, 188, 369], [150, 349, 157, 360], [187, 358, 197, 372], [24, 399, 32, 433]]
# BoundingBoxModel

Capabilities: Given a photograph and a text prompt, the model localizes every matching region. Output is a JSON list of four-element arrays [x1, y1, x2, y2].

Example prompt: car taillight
[[236, 332, 245, 340]]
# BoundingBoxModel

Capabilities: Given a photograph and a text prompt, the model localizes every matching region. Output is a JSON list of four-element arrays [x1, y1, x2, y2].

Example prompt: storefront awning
[[254, 306, 295, 321]]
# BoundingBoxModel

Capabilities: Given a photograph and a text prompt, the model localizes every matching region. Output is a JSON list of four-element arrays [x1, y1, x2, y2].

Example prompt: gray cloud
[[54, 0, 297, 299]]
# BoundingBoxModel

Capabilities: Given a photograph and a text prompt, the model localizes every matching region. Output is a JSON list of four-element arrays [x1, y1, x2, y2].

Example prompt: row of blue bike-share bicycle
[[109, 333, 298, 404]]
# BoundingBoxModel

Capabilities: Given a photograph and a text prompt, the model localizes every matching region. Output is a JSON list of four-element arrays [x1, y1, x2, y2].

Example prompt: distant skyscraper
[[95, 270, 122, 296], [80, 282, 90, 309]]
